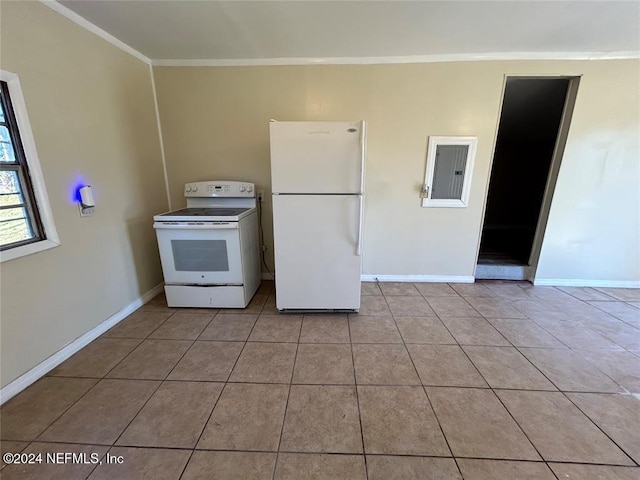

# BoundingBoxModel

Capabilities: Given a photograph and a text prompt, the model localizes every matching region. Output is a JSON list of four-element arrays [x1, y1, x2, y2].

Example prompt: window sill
[[1, 239, 60, 263], [421, 199, 469, 208]]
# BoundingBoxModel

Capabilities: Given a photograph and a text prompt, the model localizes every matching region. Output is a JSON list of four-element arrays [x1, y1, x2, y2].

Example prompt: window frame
[[422, 136, 477, 208], [0, 70, 59, 262]]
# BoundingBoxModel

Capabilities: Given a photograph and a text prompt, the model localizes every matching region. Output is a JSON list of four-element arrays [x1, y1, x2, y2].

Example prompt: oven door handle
[[153, 222, 238, 230]]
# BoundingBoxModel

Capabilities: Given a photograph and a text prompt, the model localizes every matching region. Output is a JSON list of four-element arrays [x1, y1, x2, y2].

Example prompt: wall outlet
[[257, 190, 264, 202]]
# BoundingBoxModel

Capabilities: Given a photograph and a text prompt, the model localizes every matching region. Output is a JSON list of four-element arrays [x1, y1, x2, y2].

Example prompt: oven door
[[153, 222, 243, 285]]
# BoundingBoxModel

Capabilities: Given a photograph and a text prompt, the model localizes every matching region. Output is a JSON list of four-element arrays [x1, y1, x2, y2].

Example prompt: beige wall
[[154, 60, 639, 283], [0, 2, 167, 388]]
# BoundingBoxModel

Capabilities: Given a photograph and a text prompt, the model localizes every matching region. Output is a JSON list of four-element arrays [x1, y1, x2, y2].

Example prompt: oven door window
[[155, 226, 243, 284], [172, 240, 229, 272]]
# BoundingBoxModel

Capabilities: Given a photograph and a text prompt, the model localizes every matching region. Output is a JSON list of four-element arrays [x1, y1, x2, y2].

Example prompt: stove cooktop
[[155, 206, 256, 222], [160, 207, 250, 217]]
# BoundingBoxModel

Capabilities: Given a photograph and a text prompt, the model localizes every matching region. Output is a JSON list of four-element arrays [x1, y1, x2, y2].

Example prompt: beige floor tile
[[589, 301, 640, 327], [594, 288, 640, 302], [198, 313, 258, 341], [552, 298, 616, 319], [520, 348, 622, 392], [558, 286, 617, 301], [352, 344, 420, 385], [576, 350, 640, 393], [484, 283, 534, 299], [385, 296, 436, 316], [148, 312, 214, 340], [585, 319, 640, 350], [49, 338, 141, 378], [117, 381, 222, 448], [538, 321, 624, 350], [106, 339, 192, 380], [456, 459, 555, 480], [261, 294, 279, 314], [549, 463, 640, 480], [197, 383, 288, 451], [463, 346, 557, 390], [257, 280, 275, 295], [1, 442, 109, 480], [425, 297, 480, 317], [407, 344, 487, 387], [280, 385, 363, 453], [517, 308, 571, 326], [426, 387, 539, 460], [464, 297, 527, 318], [450, 283, 497, 297], [38, 379, 159, 445], [366, 456, 461, 480], [183, 451, 276, 480], [497, 390, 633, 464], [439, 317, 510, 346], [229, 342, 297, 383], [361, 282, 382, 296], [0, 441, 28, 469], [292, 344, 354, 384], [414, 283, 460, 297], [300, 314, 350, 343], [275, 453, 365, 480], [358, 296, 391, 315], [487, 318, 566, 347], [248, 314, 302, 342], [103, 311, 172, 338], [520, 286, 575, 302], [88, 446, 191, 480], [379, 282, 420, 296], [219, 294, 268, 314], [394, 316, 456, 344], [1, 377, 98, 441], [358, 386, 449, 456], [510, 300, 566, 319], [168, 341, 243, 382], [568, 393, 640, 463], [349, 315, 402, 343]]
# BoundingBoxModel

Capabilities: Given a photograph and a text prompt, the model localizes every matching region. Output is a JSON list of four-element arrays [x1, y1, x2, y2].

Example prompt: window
[[422, 136, 477, 208], [0, 71, 58, 261]]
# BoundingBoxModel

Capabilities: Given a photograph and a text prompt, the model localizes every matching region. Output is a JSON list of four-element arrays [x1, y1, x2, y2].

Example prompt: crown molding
[[40, 0, 151, 65], [151, 51, 640, 67]]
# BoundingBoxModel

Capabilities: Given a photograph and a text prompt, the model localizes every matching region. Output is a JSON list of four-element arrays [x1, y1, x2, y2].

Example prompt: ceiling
[[56, 1, 640, 64]]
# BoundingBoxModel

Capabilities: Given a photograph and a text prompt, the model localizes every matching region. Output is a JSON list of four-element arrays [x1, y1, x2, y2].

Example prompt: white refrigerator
[[270, 120, 366, 311]]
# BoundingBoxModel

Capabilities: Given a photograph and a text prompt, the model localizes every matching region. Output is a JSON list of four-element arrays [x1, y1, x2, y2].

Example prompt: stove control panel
[[184, 181, 255, 198]]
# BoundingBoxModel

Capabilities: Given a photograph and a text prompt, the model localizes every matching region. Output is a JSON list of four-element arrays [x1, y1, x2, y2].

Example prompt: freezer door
[[273, 194, 362, 310], [270, 121, 365, 194]]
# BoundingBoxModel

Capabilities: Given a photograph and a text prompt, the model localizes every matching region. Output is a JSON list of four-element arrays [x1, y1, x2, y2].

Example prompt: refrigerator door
[[273, 194, 362, 310], [270, 121, 365, 194]]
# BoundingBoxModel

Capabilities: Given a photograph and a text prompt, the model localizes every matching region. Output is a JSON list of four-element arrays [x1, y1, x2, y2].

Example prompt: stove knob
[[186, 185, 192, 192], [247, 185, 253, 192], [193, 185, 198, 192], [240, 185, 246, 192]]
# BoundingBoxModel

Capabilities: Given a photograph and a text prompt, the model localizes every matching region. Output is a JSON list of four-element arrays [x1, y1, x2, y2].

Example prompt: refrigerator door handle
[[359, 120, 366, 194], [356, 195, 364, 256]]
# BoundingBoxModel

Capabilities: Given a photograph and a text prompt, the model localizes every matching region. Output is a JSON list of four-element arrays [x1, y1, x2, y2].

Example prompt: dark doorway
[[478, 77, 570, 267]]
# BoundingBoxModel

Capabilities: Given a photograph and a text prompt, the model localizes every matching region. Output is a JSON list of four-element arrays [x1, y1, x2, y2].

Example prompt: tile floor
[[1, 281, 640, 479]]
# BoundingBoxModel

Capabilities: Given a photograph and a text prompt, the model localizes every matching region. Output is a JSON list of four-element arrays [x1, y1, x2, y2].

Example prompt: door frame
[[474, 74, 581, 281]]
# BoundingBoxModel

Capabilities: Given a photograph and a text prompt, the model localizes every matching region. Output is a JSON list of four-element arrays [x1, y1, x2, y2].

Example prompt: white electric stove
[[153, 181, 261, 308]]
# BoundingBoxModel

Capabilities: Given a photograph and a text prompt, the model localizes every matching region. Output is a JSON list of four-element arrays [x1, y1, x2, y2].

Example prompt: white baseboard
[[533, 278, 640, 288], [361, 274, 475, 283], [0, 283, 164, 406]]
